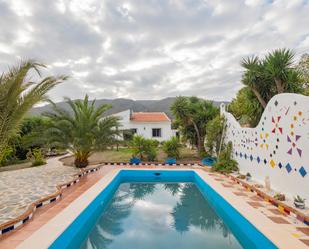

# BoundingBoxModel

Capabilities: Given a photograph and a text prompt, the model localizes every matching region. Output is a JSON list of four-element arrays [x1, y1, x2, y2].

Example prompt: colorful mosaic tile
[[286, 163, 292, 173], [299, 166, 307, 177], [269, 159, 276, 168]]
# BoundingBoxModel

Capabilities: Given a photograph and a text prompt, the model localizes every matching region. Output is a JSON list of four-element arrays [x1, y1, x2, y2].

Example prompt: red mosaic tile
[[250, 196, 263, 201], [300, 239, 309, 247], [268, 209, 287, 216], [267, 216, 290, 224], [297, 227, 309, 236], [221, 183, 234, 188], [214, 178, 224, 181], [247, 201, 264, 208], [233, 192, 248, 196]]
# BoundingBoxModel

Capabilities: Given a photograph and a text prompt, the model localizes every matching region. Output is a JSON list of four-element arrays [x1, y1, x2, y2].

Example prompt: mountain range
[[30, 97, 229, 119]]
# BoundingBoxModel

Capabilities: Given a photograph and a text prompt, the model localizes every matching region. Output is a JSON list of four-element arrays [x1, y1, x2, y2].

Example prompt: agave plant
[[44, 95, 120, 167], [0, 60, 67, 162]]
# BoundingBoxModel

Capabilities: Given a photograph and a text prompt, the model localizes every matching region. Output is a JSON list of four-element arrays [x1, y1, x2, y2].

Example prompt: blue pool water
[[49, 170, 277, 249]]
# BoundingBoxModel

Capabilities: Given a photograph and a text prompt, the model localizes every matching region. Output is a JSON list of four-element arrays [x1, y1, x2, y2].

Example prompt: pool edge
[[16, 168, 307, 249]]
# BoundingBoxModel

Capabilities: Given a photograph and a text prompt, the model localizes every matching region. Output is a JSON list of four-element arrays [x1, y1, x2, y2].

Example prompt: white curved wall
[[221, 93, 309, 200]]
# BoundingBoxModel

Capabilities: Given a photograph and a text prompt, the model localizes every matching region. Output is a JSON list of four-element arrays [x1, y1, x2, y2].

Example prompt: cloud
[[0, 0, 308, 102]]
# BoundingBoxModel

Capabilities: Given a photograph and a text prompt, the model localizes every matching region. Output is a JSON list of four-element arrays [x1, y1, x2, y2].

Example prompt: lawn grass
[[60, 147, 201, 166]]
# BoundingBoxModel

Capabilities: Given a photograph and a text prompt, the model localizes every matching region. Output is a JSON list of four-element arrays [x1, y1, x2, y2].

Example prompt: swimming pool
[[47, 170, 277, 249]]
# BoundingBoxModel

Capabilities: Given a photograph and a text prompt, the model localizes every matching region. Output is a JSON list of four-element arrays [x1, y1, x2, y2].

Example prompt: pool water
[[79, 183, 243, 249]]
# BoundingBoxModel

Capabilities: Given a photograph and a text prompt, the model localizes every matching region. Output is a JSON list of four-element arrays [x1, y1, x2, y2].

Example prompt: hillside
[[30, 97, 229, 119]]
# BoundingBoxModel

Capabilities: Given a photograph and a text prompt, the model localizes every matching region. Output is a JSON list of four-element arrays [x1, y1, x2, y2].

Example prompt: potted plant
[[246, 172, 251, 181], [274, 193, 285, 201], [129, 157, 141, 165], [294, 195, 306, 209], [237, 174, 246, 179]]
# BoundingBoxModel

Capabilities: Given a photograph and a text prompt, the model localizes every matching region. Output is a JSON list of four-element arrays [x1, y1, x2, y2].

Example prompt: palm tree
[[171, 96, 218, 155], [0, 60, 67, 162], [44, 95, 119, 167], [241, 56, 268, 108], [241, 49, 303, 110], [264, 48, 296, 93]]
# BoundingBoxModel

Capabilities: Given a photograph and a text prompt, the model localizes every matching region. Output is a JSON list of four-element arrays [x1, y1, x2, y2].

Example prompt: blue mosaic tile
[[244, 154, 247, 159], [257, 156, 260, 163], [235, 152, 238, 156], [250, 155, 253, 161], [240, 153, 243, 158], [286, 163, 292, 173], [299, 167, 307, 177], [278, 162, 283, 169]]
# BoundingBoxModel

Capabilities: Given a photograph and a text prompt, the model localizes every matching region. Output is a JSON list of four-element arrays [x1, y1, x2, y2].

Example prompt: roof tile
[[130, 112, 170, 122]]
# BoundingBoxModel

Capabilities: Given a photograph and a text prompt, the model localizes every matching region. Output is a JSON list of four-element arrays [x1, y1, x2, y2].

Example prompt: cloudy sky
[[0, 0, 309, 102]]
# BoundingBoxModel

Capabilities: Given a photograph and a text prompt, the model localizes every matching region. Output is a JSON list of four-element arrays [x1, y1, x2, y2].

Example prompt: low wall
[[221, 93, 309, 200]]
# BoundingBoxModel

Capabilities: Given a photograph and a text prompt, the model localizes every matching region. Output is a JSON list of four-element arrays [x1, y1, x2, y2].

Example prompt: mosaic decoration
[[287, 134, 302, 157], [221, 93, 309, 200], [271, 115, 283, 134]]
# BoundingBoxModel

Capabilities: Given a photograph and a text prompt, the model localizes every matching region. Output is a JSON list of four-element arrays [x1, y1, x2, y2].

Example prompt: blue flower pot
[[165, 158, 177, 165], [130, 157, 141, 164], [201, 157, 217, 166]]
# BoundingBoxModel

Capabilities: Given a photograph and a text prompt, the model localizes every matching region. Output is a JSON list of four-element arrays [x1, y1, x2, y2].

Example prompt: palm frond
[[0, 60, 67, 157]]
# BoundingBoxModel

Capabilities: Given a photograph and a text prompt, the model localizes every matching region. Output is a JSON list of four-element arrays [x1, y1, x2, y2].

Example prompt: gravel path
[[0, 157, 79, 224]]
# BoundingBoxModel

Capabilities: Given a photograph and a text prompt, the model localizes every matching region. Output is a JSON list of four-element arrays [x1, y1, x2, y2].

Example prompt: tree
[[205, 115, 225, 156], [297, 53, 309, 95], [228, 87, 263, 127], [241, 56, 269, 108], [241, 48, 304, 110], [264, 48, 298, 93], [44, 95, 119, 167], [171, 96, 219, 156], [236, 48, 305, 127], [0, 60, 66, 162]]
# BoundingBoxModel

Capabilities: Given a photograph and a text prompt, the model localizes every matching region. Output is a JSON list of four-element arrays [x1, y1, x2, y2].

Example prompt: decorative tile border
[[99, 162, 202, 167], [228, 174, 309, 226], [0, 166, 102, 236]]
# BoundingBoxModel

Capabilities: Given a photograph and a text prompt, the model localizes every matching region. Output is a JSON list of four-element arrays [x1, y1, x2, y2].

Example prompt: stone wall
[[221, 93, 309, 200]]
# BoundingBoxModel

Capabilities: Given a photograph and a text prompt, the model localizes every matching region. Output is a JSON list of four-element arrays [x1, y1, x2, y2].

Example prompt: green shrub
[[162, 137, 182, 159], [27, 148, 46, 167], [0, 145, 14, 166], [212, 142, 238, 173], [130, 135, 158, 161]]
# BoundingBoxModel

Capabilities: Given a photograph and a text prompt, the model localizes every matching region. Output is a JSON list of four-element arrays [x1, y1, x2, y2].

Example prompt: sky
[[0, 0, 309, 102]]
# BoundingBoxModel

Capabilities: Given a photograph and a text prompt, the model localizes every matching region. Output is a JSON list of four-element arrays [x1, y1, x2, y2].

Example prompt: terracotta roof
[[130, 112, 170, 122]]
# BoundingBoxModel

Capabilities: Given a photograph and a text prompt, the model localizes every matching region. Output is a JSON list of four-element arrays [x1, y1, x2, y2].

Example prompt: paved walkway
[[0, 157, 79, 225]]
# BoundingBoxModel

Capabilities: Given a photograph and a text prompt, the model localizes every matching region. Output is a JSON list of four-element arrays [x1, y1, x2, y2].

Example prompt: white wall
[[113, 110, 175, 141], [221, 93, 309, 200]]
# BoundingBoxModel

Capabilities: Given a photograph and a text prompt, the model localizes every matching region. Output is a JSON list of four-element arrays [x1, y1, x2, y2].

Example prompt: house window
[[152, 128, 161, 137], [131, 128, 137, 134]]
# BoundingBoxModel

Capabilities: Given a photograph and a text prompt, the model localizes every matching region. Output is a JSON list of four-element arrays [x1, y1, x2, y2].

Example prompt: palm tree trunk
[[192, 121, 203, 154], [74, 151, 89, 168], [251, 88, 267, 109], [275, 78, 284, 93]]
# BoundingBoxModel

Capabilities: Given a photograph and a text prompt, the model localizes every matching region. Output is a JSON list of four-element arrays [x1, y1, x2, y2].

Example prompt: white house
[[112, 109, 176, 141]]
